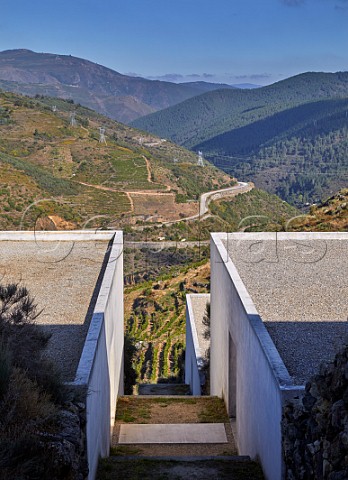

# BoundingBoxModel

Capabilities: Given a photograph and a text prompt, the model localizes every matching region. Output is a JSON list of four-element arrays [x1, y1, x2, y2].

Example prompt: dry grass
[[115, 396, 228, 425]]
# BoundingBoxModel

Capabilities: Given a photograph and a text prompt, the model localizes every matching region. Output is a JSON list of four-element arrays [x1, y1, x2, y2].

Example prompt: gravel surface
[[0, 240, 109, 381], [190, 295, 210, 359], [223, 238, 348, 384]]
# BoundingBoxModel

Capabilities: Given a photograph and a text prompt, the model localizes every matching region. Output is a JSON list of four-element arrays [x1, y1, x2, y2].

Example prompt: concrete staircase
[[97, 395, 264, 479]]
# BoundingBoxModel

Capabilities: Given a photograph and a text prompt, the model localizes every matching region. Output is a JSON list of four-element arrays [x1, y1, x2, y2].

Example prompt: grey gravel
[[0, 240, 109, 381], [190, 294, 210, 360], [223, 238, 348, 385]]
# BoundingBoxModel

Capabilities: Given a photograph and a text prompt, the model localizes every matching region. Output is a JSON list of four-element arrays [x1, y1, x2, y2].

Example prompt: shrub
[[0, 283, 66, 403], [0, 283, 74, 479]]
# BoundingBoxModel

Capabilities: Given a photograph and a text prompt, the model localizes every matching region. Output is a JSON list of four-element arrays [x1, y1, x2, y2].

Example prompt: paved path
[[112, 396, 237, 457]]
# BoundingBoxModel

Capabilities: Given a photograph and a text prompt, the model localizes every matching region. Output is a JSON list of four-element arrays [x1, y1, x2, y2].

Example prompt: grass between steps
[[115, 396, 228, 424]]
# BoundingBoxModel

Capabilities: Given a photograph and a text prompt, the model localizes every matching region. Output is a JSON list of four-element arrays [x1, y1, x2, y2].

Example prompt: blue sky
[[1, 0, 347, 85]]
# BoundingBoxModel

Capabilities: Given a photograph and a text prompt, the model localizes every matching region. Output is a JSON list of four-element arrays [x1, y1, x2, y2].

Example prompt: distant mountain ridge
[[0, 49, 235, 123]]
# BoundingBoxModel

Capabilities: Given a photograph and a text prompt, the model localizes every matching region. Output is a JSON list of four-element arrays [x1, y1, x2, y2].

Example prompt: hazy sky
[[1, 0, 347, 85]]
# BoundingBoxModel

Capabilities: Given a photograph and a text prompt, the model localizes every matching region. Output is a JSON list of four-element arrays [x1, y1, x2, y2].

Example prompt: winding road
[[161, 181, 253, 226], [199, 181, 251, 217]]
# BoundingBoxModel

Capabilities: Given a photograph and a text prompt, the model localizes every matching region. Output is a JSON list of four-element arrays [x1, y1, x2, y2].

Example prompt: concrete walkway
[[118, 423, 228, 444]]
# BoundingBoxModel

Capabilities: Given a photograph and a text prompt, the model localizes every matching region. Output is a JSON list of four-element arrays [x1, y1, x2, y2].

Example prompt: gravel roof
[[223, 237, 348, 385], [0, 240, 110, 381]]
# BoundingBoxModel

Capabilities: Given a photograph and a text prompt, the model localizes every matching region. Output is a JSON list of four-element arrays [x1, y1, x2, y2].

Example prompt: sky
[[1, 0, 348, 86]]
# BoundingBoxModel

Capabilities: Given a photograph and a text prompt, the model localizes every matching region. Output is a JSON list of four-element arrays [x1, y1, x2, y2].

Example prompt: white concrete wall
[[210, 233, 304, 480], [185, 295, 204, 395], [72, 231, 124, 480]]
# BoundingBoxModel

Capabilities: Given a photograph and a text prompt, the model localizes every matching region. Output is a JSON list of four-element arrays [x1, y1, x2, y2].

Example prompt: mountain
[[0, 90, 235, 230], [0, 49, 234, 124], [179, 81, 236, 92], [232, 83, 262, 89], [131, 71, 348, 148], [132, 72, 348, 207], [204, 98, 348, 206]]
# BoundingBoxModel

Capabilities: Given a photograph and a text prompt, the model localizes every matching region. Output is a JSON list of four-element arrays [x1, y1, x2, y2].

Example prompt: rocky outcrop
[[282, 345, 348, 480]]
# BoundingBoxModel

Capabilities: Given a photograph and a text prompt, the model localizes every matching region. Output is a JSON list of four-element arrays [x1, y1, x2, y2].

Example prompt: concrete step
[[137, 383, 191, 395]]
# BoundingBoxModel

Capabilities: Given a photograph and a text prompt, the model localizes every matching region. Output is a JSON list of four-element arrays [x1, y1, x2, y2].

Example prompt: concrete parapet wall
[[185, 294, 210, 395], [210, 233, 304, 480], [68, 231, 124, 480]]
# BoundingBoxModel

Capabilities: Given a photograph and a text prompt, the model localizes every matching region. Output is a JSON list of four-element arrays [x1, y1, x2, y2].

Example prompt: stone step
[[109, 455, 252, 462], [97, 456, 265, 479], [118, 423, 228, 444], [137, 383, 191, 395]]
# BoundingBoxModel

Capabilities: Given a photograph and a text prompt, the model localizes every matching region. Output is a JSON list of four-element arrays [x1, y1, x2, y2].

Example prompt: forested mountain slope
[[132, 72, 348, 148], [207, 102, 348, 206]]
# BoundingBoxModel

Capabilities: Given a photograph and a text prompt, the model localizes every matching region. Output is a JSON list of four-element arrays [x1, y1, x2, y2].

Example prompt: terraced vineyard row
[[124, 260, 210, 389]]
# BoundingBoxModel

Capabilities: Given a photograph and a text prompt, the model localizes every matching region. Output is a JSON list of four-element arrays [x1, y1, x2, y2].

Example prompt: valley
[[0, 82, 346, 391], [133, 73, 348, 208]]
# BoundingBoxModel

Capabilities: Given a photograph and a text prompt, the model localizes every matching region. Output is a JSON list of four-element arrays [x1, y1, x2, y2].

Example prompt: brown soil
[[130, 193, 198, 221], [112, 396, 237, 457]]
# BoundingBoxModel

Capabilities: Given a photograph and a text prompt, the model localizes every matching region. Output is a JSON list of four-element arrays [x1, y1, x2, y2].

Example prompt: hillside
[[0, 90, 234, 230], [205, 99, 348, 206], [0, 49, 235, 124], [132, 72, 348, 148], [126, 188, 300, 243], [125, 260, 210, 386], [289, 189, 348, 231]]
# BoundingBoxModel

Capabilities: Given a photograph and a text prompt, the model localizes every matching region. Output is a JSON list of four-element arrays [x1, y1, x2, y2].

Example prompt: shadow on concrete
[[39, 237, 114, 382]]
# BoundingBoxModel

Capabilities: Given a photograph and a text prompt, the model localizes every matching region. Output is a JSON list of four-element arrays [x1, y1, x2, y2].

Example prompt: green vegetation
[[132, 72, 348, 148], [0, 283, 72, 479], [0, 152, 78, 196], [210, 189, 299, 231], [204, 100, 348, 206], [115, 396, 228, 424], [127, 189, 299, 243], [133, 72, 348, 207], [0, 90, 234, 230], [124, 260, 210, 387]]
